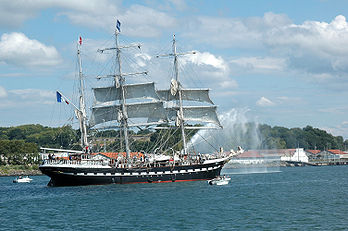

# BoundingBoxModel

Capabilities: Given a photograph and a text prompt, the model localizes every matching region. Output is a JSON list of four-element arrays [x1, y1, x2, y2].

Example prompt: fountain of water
[[187, 108, 281, 174], [187, 108, 260, 153]]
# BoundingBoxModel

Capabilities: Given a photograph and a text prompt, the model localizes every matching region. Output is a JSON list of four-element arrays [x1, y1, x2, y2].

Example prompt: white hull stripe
[[61, 165, 221, 177]]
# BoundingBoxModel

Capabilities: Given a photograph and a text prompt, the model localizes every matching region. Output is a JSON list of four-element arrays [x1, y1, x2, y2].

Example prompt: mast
[[115, 30, 131, 160], [172, 35, 187, 154], [155, 36, 222, 153], [94, 21, 146, 161], [77, 37, 89, 148], [156, 35, 195, 154]]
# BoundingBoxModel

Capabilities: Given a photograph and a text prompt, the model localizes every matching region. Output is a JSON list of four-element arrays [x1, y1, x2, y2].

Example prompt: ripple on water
[[1, 166, 348, 230]]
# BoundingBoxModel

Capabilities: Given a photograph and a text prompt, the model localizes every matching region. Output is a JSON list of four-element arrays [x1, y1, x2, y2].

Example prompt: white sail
[[157, 89, 213, 104], [90, 101, 167, 126], [93, 82, 159, 104], [166, 106, 221, 127]]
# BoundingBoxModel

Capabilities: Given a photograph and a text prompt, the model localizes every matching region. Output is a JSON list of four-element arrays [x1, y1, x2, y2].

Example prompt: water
[[1, 166, 348, 230]]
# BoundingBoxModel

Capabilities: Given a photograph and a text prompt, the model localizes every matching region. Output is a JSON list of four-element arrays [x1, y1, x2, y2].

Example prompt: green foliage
[[258, 124, 345, 150], [0, 124, 79, 149], [0, 124, 79, 166], [0, 140, 39, 165], [1, 123, 347, 166]]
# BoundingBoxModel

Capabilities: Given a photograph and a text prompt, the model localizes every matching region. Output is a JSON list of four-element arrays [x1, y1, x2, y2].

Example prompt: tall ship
[[39, 22, 243, 186]]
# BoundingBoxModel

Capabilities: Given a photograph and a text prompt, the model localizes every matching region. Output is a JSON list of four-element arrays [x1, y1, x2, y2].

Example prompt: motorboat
[[13, 176, 33, 183], [207, 175, 231, 185]]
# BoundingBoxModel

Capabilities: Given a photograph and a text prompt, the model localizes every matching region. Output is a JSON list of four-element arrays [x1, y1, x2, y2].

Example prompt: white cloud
[[230, 56, 286, 72], [256, 97, 275, 107], [184, 12, 291, 49], [184, 13, 348, 82], [318, 106, 346, 114], [134, 53, 152, 67], [0, 32, 61, 67], [0, 88, 55, 109], [178, 51, 238, 93], [0, 86, 7, 98], [9, 89, 54, 99], [264, 15, 348, 75], [322, 125, 348, 138], [120, 5, 176, 37], [60, 3, 176, 37], [183, 51, 227, 71], [0, 0, 176, 37], [0, 0, 119, 27], [168, 0, 187, 11], [219, 80, 238, 89]]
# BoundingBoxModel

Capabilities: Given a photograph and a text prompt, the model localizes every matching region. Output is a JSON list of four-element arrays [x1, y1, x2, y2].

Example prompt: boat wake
[[222, 168, 281, 175]]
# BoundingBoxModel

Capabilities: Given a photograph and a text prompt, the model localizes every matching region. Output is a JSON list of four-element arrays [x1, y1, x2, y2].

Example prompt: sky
[[1, 0, 348, 138]]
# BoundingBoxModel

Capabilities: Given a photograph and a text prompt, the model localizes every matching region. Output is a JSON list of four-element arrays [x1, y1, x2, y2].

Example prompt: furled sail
[[93, 82, 159, 104], [166, 106, 221, 127], [157, 89, 213, 104], [90, 101, 167, 127]]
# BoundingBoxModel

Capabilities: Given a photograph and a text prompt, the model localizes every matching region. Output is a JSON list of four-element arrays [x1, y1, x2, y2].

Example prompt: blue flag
[[116, 20, 121, 32], [56, 91, 62, 102]]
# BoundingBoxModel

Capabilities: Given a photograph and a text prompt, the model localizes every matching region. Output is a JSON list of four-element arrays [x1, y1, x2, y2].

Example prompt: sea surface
[[1, 166, 348, 230]]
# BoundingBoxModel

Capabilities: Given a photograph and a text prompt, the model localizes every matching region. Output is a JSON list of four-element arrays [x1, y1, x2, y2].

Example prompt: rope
[[196, 131, 219, 152]]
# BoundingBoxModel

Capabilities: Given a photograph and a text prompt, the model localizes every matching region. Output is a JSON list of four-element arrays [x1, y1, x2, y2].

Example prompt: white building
[[280, 148, 309, 163]]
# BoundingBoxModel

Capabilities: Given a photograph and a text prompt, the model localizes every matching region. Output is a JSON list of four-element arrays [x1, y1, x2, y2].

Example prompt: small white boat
[[13, 176, 33, 183], [207, 175, 231, 185]]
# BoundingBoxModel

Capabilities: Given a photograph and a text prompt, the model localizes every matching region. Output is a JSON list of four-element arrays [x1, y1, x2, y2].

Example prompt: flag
[[56, 91, 69, 104], [116, 20, 121, 32], [79, 36, 82, 45], [56, 91, 62, 102]]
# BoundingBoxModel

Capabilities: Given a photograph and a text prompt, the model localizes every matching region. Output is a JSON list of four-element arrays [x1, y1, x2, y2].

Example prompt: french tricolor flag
[[56, 91, 69, 104]]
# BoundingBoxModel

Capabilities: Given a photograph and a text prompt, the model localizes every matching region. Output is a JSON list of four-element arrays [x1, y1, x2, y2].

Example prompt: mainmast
[[94, 21, 147, 161], [115, 29, 131, 160], [77, 37, 89, 148]]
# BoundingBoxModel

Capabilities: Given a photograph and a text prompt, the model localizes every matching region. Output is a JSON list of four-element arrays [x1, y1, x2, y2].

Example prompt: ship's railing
[[41, 152, 231, 167], [41, 159, 107, 166]]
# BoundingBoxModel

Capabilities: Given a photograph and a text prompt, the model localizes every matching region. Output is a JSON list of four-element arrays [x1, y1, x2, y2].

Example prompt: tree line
[[258, 124, 346, 150], [0, 123, 347, 165]]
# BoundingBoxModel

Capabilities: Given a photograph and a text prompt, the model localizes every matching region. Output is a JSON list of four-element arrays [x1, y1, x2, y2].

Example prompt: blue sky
[[1, 0, 348, 138]]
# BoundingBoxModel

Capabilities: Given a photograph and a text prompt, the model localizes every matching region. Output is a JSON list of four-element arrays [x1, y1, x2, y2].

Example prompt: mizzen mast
[[173, 35, 187, 155], [157, 35, 196, 154]]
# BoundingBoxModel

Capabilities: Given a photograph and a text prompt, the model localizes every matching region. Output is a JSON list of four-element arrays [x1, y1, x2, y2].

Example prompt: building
[[280, 148, 309, 163]]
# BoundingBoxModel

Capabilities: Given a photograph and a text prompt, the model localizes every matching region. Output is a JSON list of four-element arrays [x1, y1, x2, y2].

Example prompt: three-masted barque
[[39, 22, 242, 186]]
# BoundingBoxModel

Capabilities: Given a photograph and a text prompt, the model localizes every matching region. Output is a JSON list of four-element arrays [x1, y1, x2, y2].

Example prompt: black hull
[[39, 161, 225, 186]]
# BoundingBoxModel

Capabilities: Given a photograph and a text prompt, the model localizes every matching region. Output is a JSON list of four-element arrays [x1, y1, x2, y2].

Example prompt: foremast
[[77, 37, 89, 149]]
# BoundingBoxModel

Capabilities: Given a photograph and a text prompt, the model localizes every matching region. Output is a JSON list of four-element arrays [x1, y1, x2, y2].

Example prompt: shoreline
[[0, 165, 42, 176]]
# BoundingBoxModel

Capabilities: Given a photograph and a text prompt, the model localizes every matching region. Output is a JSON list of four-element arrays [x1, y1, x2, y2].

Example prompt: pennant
[[116, 20, 121, 32], [79, 36, 82, 45], [56, 91, 62, 102]]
